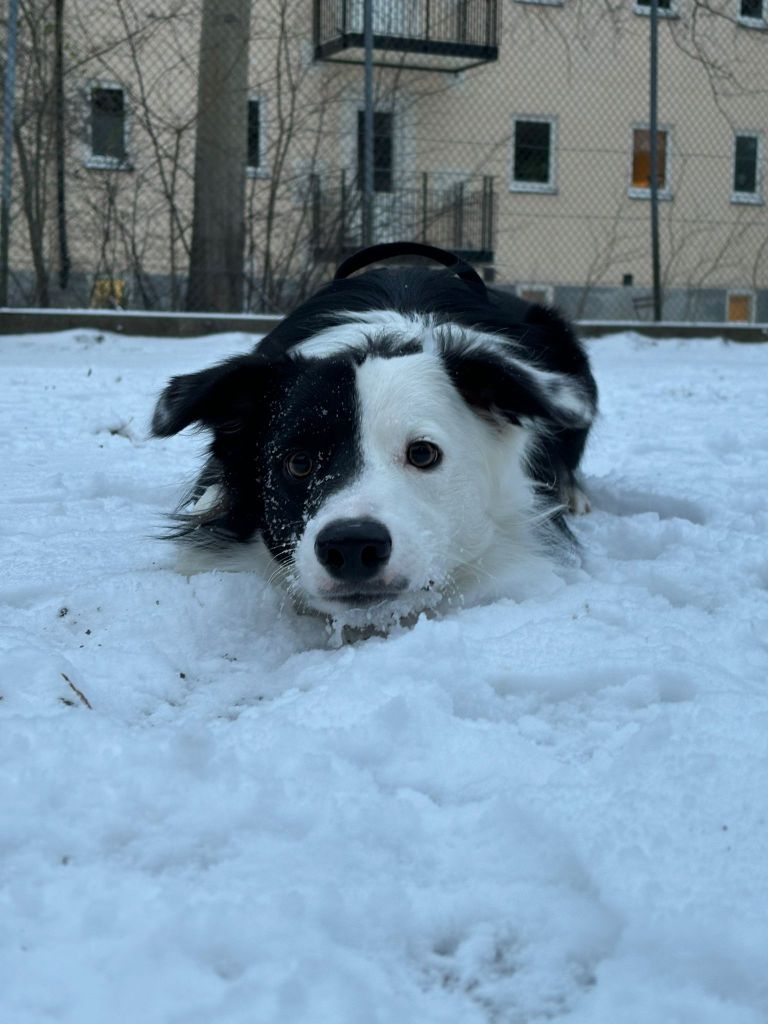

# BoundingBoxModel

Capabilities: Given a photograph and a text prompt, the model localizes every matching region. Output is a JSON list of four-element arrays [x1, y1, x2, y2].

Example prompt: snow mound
[[1, 330, 767, 1023]]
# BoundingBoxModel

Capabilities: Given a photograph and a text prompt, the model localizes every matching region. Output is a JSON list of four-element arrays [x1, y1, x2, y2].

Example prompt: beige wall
[[7, 0, 767, 310], [400, 0, 767, 294]]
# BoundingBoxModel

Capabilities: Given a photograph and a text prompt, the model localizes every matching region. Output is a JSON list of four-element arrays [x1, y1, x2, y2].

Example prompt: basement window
[[726, 291, 754, 323], [517, 283, 554, 305]]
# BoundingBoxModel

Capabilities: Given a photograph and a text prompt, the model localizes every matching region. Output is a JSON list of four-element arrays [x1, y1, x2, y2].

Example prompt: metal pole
[[362, 0, 374, 247], [649, 0, 662, 321], [0, 0, 21, 306], [55, 0, 70, 290]]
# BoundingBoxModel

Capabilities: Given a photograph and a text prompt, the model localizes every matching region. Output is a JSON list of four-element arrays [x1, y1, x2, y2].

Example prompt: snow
[[2, 328, 768, 1024]]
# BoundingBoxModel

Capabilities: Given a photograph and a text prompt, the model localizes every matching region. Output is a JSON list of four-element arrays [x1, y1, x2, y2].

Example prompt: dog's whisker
[[266, 561, 293, 586]]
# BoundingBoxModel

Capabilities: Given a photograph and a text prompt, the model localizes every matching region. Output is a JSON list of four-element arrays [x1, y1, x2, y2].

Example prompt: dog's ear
[[151, 353, 276, 437], [443, 347, 593, 429]]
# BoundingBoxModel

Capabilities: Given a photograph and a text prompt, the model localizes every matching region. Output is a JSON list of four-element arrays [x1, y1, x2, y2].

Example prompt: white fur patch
[[288, 310, 439, 359], [191, 484, 224, 513], [286, 312, 595, 428]]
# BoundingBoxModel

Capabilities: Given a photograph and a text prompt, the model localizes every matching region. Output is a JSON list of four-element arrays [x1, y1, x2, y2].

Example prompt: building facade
[[3, 0, 767, 319]]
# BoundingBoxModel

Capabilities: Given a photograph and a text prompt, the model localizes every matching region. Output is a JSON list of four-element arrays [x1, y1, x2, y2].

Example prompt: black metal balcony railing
[[314, 0, 499, 72], [311, 172, 495, 263]]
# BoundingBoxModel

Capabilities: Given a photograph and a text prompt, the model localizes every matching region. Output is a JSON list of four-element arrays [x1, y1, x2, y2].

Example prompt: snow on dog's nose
[[314, 518, 392, 582]]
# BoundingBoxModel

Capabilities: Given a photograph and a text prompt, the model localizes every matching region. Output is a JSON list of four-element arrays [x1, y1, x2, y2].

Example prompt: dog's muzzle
[[313, 518, 409, 605]]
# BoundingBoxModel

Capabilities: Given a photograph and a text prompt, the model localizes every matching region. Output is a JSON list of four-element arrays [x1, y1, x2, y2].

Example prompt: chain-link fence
[[1, 0, 766, 321]]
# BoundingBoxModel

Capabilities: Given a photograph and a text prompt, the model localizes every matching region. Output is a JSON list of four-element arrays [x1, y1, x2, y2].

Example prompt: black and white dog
[[152, 243, 597, 624]]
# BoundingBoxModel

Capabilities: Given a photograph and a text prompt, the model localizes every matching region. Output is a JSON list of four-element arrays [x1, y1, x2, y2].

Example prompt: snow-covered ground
[[2, 328, 767, 1024]]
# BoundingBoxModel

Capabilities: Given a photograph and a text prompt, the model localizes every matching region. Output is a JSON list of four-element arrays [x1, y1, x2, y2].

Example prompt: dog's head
[[152, 279, 593, 622]]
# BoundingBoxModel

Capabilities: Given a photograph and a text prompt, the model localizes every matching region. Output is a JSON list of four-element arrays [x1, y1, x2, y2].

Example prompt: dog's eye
[[406, 440, 442, 470], [284, 451, 314, 480]]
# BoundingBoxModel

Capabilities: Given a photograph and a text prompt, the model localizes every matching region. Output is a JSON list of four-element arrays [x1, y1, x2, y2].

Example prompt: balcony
[[310, 171, 495, 263], [314, 0, 499, 73]]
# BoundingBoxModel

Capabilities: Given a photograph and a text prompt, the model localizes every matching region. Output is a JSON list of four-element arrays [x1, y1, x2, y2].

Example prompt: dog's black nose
[[314, 519, 392, 580]]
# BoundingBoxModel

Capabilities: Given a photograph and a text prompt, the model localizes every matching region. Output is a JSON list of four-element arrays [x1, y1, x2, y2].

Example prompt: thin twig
[[60, 672, 93, 710]]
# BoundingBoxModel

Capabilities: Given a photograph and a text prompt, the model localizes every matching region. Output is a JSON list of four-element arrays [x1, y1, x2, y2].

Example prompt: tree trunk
[[14, 125, 50, 307], [186, 0, 252, 312]]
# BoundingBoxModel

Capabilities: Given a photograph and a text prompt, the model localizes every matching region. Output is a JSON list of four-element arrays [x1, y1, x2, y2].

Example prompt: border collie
[[152, 243, 597, 625]]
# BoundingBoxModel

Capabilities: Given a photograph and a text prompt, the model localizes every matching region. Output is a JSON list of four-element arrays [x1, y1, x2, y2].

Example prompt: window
[[357, 111, 394, 193], [517, 284, 554, 305], [88, 85, 128, 168], [247, 98, 267, 177], [634, 0, 676, 16], [630, 127, 671, 197], [738, 0, 765, 25], [90, 278, 125, 309], [510, 117, 556, 193], [732, 133, 761, 202], [348, 0, 420, 37], [452, 0, 470, 42], [726, 292, 754, 323], [352, 0, 423, 37]]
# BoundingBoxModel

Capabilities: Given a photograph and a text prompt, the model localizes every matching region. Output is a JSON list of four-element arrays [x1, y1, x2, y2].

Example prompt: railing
[[314, 0, 499, 60], [311, 171, 495, 262]]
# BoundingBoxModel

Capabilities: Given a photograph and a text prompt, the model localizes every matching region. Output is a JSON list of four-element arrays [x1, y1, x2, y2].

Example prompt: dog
[[151, 243, 597, 625]]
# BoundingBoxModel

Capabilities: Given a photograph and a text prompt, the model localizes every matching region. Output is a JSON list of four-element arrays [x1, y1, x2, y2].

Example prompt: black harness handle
[[334, 241, 487, 297], [257, 242, 488, 361]]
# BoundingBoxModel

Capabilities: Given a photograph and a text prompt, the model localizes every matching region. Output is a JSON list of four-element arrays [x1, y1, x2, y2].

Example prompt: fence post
[[340, 168, 348, 251], [362, 0, 374, 247], [54, 0, 70, 290], [421, 172, 429, 242], [0, 0, 21, 307], [482, 175, 493, 254], [454, 180, 465, 251], [649, 0, 662, 321], [310, 173, 320, 251]]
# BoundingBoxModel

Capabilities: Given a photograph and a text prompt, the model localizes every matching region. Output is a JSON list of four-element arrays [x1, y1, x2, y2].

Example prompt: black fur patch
[[257, 357, 362, 562], [153, 354, 362, 560]]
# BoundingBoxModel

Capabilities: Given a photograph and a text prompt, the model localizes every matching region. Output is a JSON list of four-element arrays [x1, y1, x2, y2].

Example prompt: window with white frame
[[86, 84, 129, 169], [247, 98, 267, 177], [634, 0, 677, 16], [738, 0, 766, 26], [629, 126, 671, 198], [510, 117, 556, 193], [732, 133, 762, 202]]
